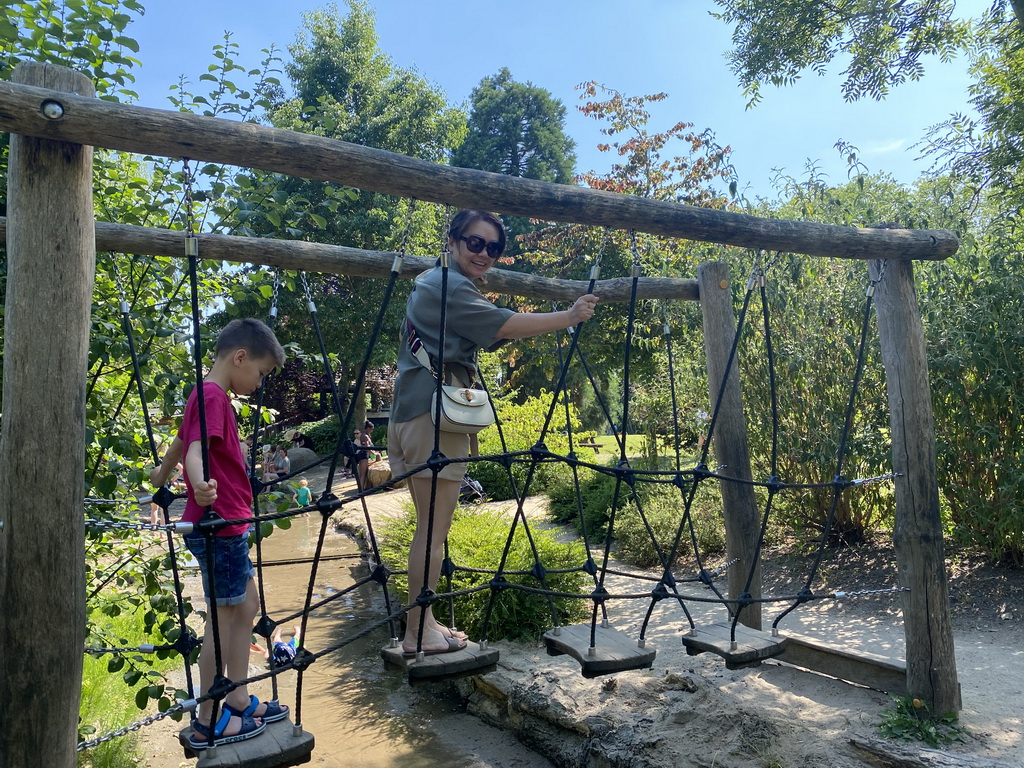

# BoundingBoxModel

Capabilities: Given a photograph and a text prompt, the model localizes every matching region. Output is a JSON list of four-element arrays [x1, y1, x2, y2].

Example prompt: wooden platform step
[[178, 716, 314, 767], [776, 630, 906, 693], [380, 640, 499, 684], [681, 621, 787, 669], [543, 624, 656, 678]]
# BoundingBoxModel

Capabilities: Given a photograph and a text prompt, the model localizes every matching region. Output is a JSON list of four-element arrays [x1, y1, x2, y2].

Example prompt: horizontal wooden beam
[[0, 217, 699, 303], [0, 78, 958, 261]]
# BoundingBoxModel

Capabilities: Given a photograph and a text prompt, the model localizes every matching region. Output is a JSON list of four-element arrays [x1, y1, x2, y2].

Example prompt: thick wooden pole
[[698, 262, 762, 627], [870, 259, 961, 714], [0, 79, 958, 261], [0, 63, 95, 768], [0, 217, 699, 303]]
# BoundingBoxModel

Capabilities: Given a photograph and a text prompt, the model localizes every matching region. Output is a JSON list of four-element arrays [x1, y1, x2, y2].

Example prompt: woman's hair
[[448, 210, 506, 256]]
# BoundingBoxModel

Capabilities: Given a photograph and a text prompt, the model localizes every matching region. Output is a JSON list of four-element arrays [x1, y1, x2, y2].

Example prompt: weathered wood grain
[[871, 259, 961, 714], [543, 624, 657, 678], [698, 262, 763, 628], [0, 61, 95, 768], [681, 621, 787, 668], [0, 217, 700, 303], [0, 77, 959, 261]]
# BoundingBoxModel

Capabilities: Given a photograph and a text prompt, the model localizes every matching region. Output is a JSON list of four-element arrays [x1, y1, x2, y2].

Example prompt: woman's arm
[[496, 294, 598, 340]]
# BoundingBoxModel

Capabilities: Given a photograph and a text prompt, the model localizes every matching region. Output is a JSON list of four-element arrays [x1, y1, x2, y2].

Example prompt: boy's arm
[[149, 436, 183, 487], [184, 439, 218, 507]]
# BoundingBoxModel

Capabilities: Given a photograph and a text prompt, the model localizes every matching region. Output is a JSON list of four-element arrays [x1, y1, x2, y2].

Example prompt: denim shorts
[[184, 532, 254, 606]]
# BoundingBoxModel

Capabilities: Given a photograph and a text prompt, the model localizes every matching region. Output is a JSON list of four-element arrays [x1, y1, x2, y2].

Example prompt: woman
[[351, 429, 372, 490], [272, 446, 290, 480], [388, 209, 598, 655]]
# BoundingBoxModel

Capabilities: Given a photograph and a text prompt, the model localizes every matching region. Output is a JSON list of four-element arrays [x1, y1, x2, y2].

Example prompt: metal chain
[[833, 586, 909, 598], [270, 268, 281, 321], [440, 203, 452, 255], [867, 259, 888, 297], [110, 255, 129, 310], [77, 702, 191, 752], [85, 643, 165, 655], [83, 519, 186, 534], [182, 159, 196, 237], [850, 472, 899, 486], [628, 229, 641, 265], [299, 271, 316, 313]]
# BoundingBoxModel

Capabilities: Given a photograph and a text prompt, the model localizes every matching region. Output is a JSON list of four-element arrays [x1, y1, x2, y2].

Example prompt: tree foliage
[[711, 0, 974, 104]]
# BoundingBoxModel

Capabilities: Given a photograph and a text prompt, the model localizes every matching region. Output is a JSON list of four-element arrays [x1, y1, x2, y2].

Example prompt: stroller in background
[[459, 475, 486, 504]]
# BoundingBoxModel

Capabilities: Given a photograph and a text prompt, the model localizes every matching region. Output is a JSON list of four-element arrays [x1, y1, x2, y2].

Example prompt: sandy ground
[[133, 463, 1023, 767]]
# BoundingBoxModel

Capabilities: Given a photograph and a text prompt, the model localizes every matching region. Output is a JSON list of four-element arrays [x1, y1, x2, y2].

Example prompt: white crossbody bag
[[406, 318, 495, 434]]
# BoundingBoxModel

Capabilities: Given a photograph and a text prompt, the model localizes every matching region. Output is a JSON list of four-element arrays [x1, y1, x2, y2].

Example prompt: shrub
[[377, 504, 590, 641], [470, 392, 585, 501], [615, 484, 727, 569], [297, 415, 342, 455]]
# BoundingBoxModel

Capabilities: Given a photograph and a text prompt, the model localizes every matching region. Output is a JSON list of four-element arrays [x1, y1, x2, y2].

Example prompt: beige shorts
[[388, 412, 469, 482]]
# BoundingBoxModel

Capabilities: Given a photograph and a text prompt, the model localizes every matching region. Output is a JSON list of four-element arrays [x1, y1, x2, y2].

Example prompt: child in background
[[292, 477, 313, 513]]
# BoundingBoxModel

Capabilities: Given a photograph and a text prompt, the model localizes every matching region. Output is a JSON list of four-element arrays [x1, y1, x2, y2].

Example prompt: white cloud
[[864, 139, 907, 155]]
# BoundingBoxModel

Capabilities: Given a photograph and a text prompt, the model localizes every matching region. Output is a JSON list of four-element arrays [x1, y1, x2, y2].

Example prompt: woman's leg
[[403, 475, 461, 652]]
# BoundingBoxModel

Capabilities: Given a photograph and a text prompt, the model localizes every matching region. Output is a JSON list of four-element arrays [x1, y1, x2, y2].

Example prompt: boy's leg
[[223, 579, 289, 720], [222, 578, 260, 712], [195, 613, 251, 735]]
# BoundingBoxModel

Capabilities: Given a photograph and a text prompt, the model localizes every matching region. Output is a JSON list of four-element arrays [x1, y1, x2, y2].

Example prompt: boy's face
[[231, 350, 276, 395]]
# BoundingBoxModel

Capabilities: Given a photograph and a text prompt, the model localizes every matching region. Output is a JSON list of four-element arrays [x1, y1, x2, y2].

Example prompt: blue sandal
[[225, 694, 289, 723], [188, 708, 265, 750]]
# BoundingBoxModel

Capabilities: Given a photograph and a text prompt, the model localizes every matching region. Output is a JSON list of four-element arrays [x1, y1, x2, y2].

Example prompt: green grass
[[79, 604, 183, 768]]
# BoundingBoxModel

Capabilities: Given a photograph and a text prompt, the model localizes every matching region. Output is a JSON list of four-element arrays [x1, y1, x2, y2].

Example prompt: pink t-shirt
[[178, 381, 252, 537]]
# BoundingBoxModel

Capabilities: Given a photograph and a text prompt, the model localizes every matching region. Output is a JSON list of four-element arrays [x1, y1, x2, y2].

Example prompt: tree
[[215, 1, 467, 424], [452, 67, 576, 184], [711, 0, 977, 104], [509, 85, 736, 432]]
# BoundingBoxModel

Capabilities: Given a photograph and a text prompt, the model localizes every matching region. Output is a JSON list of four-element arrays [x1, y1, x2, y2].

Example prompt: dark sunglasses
[[459, 234, 503, 259]]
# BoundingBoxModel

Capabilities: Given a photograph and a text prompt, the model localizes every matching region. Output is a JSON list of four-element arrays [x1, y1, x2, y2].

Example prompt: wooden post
[[0, 63, 96, 768], [870, 259, 961, 714], [698, 262, 762, 627]]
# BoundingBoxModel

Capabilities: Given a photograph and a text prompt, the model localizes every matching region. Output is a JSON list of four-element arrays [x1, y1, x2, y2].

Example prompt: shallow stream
[[141, 511, 550, 768]]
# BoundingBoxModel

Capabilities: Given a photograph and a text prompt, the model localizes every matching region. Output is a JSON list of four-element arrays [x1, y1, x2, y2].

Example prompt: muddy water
[[148, 513, 549, 768]]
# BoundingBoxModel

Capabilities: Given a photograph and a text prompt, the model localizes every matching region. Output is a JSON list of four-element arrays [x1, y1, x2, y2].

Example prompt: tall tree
[[217, 1, 466, 422], [452, 67, 576, 184]]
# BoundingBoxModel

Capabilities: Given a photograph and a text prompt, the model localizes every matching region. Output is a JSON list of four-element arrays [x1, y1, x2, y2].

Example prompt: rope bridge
[[78, 189, 904, 765]]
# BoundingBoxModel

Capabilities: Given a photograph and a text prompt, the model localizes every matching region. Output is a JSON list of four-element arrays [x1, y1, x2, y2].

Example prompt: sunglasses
[[459, 234, 503, 259]]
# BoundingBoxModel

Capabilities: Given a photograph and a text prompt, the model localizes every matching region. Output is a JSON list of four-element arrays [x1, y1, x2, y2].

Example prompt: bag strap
[[406, 317, 478, 387]]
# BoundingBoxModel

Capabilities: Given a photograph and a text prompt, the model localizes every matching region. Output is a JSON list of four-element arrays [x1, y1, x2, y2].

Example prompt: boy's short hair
[[216, 318, 286, 368]]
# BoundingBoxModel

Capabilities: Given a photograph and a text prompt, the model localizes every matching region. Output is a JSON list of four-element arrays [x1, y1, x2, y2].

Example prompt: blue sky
[[128, 0, 986, 200]]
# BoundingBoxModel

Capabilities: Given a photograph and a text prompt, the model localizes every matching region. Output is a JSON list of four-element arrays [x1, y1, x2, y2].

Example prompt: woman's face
[[450, 219, 501, 282]]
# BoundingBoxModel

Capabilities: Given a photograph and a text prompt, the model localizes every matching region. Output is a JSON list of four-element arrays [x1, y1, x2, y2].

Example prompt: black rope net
[[79, 193, 903, 752]]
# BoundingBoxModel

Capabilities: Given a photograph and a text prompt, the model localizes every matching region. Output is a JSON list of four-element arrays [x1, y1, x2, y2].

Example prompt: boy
[[150, 318, 288, 749]]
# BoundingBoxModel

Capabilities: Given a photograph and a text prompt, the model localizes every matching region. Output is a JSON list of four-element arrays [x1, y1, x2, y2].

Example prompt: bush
[[80, 602, 184, 768], [377, 504, 590, 641], [470, 392, 586, 501], [615, 484, 727, 569], [296, 415, 342, 455]]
